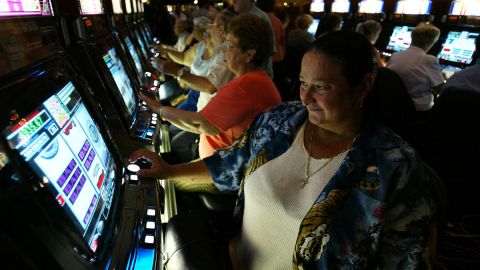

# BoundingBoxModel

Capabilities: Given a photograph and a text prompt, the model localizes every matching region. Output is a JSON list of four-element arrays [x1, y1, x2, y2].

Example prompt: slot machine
[[308, 0, 325, 37], [0, 2, 164, 268], [330, 0, 353, 30], [356, 0, 386, 22], [381, 0, 434, 58], [106, 0, 160, 98], [0, 65, 164, 269], [436, 0, 480, 78], [437, 30, 479, 79], [56, 0, 168, 156]]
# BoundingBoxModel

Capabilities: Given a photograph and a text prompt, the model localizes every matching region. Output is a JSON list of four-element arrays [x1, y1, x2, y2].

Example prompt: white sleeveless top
[[232, 122, 348, 270], [190, 41, 215, 111]]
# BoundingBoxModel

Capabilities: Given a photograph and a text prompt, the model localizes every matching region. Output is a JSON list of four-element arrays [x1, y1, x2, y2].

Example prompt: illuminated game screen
[[141, 24, 152, 42], [449, 0, 480, 16], [331, 0, 350, 13], [438, 31, 479, 65], [132, 0, 137, 13], [386, 25, 414, 52], [0, 0, 52, 17], [112, 0, 122, 14], [307, 18, 320, 36], [135, 29, 148, 59], [125, 0, 131, 14], [395, 0, 431, 15], [310, 0, 325, 13], [3, 82, 117, 252], [102, 47, 137, 117], [124, 36, 144, 79], [79, 0, 104, 15], [358, 0, 384, 13]]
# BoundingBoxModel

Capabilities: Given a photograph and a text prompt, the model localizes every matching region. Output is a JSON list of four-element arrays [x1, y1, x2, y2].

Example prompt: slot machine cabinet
[[0, 54, 164, 270], [54, 0, 166, 156]]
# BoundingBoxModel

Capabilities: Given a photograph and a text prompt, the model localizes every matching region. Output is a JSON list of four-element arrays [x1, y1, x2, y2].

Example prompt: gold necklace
[[300, 127, 333, 188], [300, 124, 356, 189]]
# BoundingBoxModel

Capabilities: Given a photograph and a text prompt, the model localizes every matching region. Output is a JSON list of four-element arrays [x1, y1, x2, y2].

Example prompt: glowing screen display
[[331, 0, 350, 13], [102, 47, 137, 117], [358, 0, 384, 13], [125, 0, 131, 14], [3, 82, 117, 252], [124, 36, 143, 79], [79, 0, 104, 15], [395, 0, 431, 15], [111, 0, 122, 14], [449, 0, 480, 16], [135, 29, 148, 59], [0, 0, 52, 17], [307, 18, 320, 36], [132, 0, 137, 13], [438, 31, 479, 65], [386, 25, 414, 52], [310, 0, 324, 12]]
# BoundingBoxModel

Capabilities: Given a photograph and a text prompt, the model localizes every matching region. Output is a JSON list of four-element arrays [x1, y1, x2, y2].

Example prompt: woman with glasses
[[143, 14, 281, 160]]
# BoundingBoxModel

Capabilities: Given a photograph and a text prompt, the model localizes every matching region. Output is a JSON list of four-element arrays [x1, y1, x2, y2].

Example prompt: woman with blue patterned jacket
[[130, 31, 436, 269]]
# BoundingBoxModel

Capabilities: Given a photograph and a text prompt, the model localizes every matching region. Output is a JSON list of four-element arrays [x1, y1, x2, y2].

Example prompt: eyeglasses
[[207, 23, 218, 29]]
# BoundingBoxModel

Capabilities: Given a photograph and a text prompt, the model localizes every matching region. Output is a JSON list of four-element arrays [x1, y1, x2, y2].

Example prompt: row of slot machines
[[308, 0, 480, 79], [0, 0, 176, 269]]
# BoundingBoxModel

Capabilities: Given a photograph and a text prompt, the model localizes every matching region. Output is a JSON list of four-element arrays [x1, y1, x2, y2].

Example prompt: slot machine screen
[[141, 24, 152, 42], [449, 0, 480, 16], [358, 0, 384, 13], [307, 19, 320, 36], [437, 31, 479, 65], [3, 82, 118, 252], [124, 36, 144, 79], [310, 0, 325, 12], [111, 0, 122, 14], [395, 0, 431, 15], [0, 0, 53, 17], [135, 29, 148, 59], [331, 0, 350, 13], [125, 0, 132, 14], [79, 0, 104, 15], [102, 47, 137, 118], [132, 0, 137, 13], [386, 25, 414, 52]]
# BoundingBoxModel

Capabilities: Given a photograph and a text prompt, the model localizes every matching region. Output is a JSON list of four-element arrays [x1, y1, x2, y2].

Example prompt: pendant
[[299, 176, 309, 189]]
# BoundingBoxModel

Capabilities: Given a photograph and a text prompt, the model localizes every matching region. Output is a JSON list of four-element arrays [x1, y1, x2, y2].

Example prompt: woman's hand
[[151, 58, 166, 73], [128, 149, 171, 178], [139, 92, 163, 114]]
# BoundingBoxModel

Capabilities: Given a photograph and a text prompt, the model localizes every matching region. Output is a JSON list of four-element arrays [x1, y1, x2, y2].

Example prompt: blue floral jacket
[[204, 102, 435, 269]]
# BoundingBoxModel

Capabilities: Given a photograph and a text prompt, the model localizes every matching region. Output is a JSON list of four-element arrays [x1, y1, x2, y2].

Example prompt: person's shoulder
[[254, 101, 305, 128]]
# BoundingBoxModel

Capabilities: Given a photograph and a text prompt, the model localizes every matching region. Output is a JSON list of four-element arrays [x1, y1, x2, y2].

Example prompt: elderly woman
[[130, 31, 436, 269], [356, 19, 386, 67], [143, 14, 281, 159]]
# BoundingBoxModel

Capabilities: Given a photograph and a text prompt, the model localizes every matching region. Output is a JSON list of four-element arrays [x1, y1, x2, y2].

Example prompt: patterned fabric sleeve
[[203, 126, 255, 192], [379, 148, 435, 269]]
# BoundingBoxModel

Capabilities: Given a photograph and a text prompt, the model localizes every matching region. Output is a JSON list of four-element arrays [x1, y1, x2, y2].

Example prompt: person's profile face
[[223, 33, 245, 74], [299, 52, 360, 128]]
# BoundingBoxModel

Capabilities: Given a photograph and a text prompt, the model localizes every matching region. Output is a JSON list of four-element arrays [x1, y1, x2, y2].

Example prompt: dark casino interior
[[0, 0, 479, 269]]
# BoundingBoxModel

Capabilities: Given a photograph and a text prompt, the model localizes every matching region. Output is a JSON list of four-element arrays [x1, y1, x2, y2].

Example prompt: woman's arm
[[129, 149, 213, 184], [166, 43, 198, 67], [178, 69, 217, 94], [140, 93, 220, 135]]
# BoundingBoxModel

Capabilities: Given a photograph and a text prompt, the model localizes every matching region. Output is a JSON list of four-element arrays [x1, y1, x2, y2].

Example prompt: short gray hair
[[193, 16, 212, 30], [411, 23, 440, 49]]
